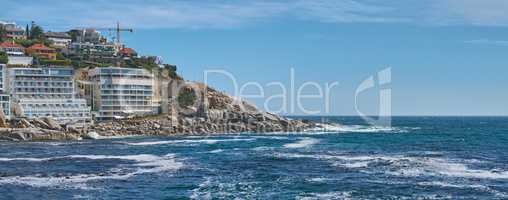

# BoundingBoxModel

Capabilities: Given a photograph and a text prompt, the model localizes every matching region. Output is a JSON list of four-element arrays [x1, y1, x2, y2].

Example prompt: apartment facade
[[9, 67, 91, 124], [0, 21, 25, 40], [45, 32, 72, 49], [7, 56, 33, 67], [69, 42, 118, 57], [0, 64, 10, 119], [68, 29, 103, 44], [88, 67, 157, 120]]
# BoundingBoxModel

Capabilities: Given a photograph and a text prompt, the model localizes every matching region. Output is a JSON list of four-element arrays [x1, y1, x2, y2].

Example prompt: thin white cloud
[[3, 0, 508, 29], [436, 0, 508, 26], [464, 39, 508, 46], [293, 0, 408, 23]]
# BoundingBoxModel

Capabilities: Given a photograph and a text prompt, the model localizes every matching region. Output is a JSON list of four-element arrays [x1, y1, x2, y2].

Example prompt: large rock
[[180, 106, 198, 116], [205, 109, 226, 122], [31, 118, 51, 129], [11, 103, 24, 118], [0, 128, 81, 141], [15, 119, 33, 128], [41, 117, 62, 130], [259, 112, 280, 122], [0, 128, 32, 141], [0, 109, 7, 128], [82, 131, 102, 139]]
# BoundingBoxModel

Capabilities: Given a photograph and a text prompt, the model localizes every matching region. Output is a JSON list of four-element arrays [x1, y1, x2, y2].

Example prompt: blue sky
[[3, 0, 508, 116]]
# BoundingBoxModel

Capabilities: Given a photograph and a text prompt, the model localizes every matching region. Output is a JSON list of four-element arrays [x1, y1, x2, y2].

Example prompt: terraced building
[[8, 67, 91, 124], [88, 67, 157, 120]]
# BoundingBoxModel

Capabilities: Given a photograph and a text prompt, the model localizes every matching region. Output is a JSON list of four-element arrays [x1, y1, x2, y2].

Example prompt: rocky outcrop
[[0, 128, 81, 141], [0, 118, 82, 141], [88, 82, 315, 136], [0, 109, 7, 128], [0, 79, 316, 141]]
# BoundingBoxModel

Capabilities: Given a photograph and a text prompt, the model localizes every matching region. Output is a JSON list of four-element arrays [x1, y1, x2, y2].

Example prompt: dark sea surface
[[0, 116, 507, 199]]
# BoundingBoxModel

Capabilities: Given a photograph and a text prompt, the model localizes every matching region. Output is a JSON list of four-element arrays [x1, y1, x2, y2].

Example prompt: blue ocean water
[[0, 117, 507, 199]]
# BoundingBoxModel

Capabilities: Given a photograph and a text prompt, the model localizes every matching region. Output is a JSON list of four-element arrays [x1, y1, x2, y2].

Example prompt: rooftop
[[45, 32, 71, 39], [119, 47, 136, 55], [0, 41, 24, 48], [27, 43, 54, 51]]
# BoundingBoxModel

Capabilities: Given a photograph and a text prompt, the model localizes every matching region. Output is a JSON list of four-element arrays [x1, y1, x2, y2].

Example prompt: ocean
[[0, 116, 507, 199]]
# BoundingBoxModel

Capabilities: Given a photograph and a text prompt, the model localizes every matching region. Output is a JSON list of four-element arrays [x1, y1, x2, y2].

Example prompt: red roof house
[[26, 44, 56, 60], [119, 47, 137, 57], [0, 41, 25, 56]]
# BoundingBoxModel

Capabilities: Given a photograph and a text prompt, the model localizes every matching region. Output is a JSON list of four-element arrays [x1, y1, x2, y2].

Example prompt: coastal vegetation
[[0, 27, 5, 43], [0, 51, 7, 64], [13, 38, 52, 48], [178, 87, 197, 108], [39, 59, 72, 66]]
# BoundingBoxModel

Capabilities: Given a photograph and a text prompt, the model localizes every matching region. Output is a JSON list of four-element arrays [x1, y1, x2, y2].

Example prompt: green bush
[[163, 64, 181, 79], [178, 87, 197, 108], [0, 27, 6, 43], [14, 38, 52, 48], [40, 59, 72, 66], [0, 52, 8, 64]]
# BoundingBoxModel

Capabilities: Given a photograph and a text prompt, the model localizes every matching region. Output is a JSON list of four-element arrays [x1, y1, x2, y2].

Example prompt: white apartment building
[[68, 42, 118, 57], [0, 21, 25, 40], [7, 56, 33, 66], [0, 64, 10, 119], [88, 67, 156, 120], [45, 32, 72, 49], [9, 67, 91, 124]]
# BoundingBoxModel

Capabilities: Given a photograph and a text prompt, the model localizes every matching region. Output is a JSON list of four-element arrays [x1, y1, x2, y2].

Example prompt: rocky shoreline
[[0, 82, 316, 141], [0, 114, 315, 141]]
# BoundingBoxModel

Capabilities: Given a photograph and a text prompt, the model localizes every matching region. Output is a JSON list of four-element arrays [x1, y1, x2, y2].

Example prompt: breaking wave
[[296, 191, 353, 200], [190, 176, 264, 199], [283, 137, 320, 148], [418, 181, 508, 197], [124, 138, 256, 146], [207, 149, 224, 153], [306, 123, 418, 133], [0, 154, 183, 189], [275, 153, 508, 180]]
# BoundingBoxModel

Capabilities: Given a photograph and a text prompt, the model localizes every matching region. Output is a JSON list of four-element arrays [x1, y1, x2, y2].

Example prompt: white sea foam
[[252, 146, 274, 151], [0, 154, 183, 189], [208, 149, 224, 153], [390, 157, 508, 179], [0, 154, 172, 163], [100, 135, 142, 139], [125, 138, 255, 146], [0, 171, 135, 189], [283, 137, 320, 148], [307, 177, 335, 183], [418, 181, 487, 189], [306, 123, 417, 134], [297, 191, 353, 200], [0, 157, 51, 162], [190, 177, 213, 200], [249, 136, 290, 140], [189, 176, 263, 200], [276, 153, 508, 180], [31, 141, 89, 146], [418, 181, 508, 197]]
